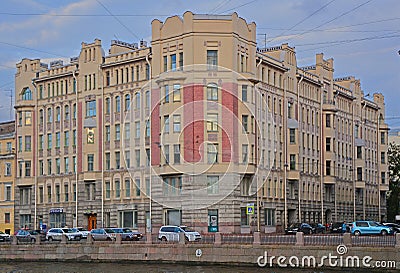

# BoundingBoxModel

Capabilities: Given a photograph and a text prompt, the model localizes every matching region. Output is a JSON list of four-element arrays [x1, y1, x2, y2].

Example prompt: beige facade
[[14, 11, 389, 233], [0, 121, 15, 234]]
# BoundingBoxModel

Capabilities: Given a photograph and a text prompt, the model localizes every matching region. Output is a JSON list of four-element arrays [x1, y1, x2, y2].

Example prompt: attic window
[[22, 87, 32, 101]]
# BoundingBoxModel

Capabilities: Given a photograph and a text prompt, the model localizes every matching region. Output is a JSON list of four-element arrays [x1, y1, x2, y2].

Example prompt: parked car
[[15, 229, 46, 242], [0, 231, 11, 242], [351, 221, 394, 236], [310, 223, 325, 234], [330, 222, 350, 233], [74, 227, 90, 239], [158, 225, 201, 242], [46, 228, 82, 241], [285, 223, 313, 235], [90, 228, 116, 241], [382, 223, 400, 234], [112, 228, 143, 241]]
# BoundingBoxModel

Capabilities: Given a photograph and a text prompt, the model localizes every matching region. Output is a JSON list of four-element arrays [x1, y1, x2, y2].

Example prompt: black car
[[330, 222, 349, 233], [310, 223, 325, 234], [382, 223, 400, 233], [285, 223, 313, 235]]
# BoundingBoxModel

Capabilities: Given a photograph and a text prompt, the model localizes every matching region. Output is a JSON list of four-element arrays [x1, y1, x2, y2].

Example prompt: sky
[[0, 0, 399, 130]]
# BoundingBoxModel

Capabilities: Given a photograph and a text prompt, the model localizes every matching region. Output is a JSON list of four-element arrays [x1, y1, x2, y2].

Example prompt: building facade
[[0, 121, 15, 234], [14, 11, 389, 233]]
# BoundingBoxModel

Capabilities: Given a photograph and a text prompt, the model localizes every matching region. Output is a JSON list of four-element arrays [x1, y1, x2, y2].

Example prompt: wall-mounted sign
[[50, 208, 63, 214], [87, 128, 95, 144]]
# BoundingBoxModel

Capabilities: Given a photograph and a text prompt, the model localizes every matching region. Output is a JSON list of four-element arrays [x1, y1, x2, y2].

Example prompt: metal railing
[[304, 234, 343, 246], [351, 235, 396, 247], [260, 234, 296, 245]]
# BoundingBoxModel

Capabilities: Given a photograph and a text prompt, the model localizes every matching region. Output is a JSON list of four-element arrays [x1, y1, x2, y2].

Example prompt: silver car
[[74, 227, 90, 239], [90, 228, 116, 241], [158, 225, 201, 242], [46, 228, 82, 241]]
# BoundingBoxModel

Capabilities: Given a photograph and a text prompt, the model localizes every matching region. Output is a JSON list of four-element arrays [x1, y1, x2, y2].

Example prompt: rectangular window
[[381, 172, 386, 184], [64, 157, 69, 173], [173, 115, 181, 132], [170, 54, 176, 71], [25, 111, 32, 125], [207, 84, 218, 101], [207, 143, 218, 164], [242, 144, 248, 163], [64, 131, 69, 147], [207, 176, 219, 194], [135, 121, 140, 138], [39, 135, 43, 150], [125, 179, 131, 198], [135, 149, 140, 167], [173, 84, 181, 102], [326, 114, 331, 128], [240, 207, 249, 226], [5, 184, 11, 201], [381, 152, 385, 164], [264, 208, 275, 226], [105, 126, 110, 142], [326, 137, 331, 151], [164, 115, 170, 134], [47, 159, 52, 175], [242, 85, 248, 102], [179, 52, 183, 69], [163, 56, 168, 72], [174, 144, 180, 164], [290, 154, 296, 170], [115, 124, 121, 140], [326, 160, 331, 176], [6, 142, 11, 153], [135, 92, 140, 110], [39, 160, 44, 175], [55, 185, 60, 203], [88, 154, 94, 171], [47, 133, 52, 149], [5, 162, 11, 176], [18, 136, 22, 152], [115, 152, 121, 169], [105, 153, 110, 170], [207, 50, 218, 70], [289, 129, 295, 144], [357, 167, 362, 181], [124, 123, 130, 140], [135, 179, 140, 196], [125, 150, 130, 168], [164, 85, 170, 103], [86, 100, 96, 117], [5, 213, 10, 224], [64, 184, 69, 202], [55, 158, 60, 174], [25, 161, 31, 177], [357, 146, 362, 159], [73, 183, 76, 201], [115, 180, 120, 198], [207, 113, 218, 132], [381, 132, 385, 144], [55, 132, 60, 148], [164, 145, 170, 164], [242, 115, 248, 133], [105, 181, 110, 199]]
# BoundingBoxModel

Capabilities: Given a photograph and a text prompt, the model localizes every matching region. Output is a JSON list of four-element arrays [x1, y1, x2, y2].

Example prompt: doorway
[[88, 215, 97, 230]]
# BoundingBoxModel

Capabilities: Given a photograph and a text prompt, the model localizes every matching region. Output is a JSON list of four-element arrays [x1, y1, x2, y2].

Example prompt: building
[[389, 131, 400, 145], [14, 11, 389, 233], [0, 121, 15, 234]]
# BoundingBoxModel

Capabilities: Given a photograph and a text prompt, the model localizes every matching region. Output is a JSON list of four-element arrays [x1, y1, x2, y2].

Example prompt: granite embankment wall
[[0, 233, 399, 270]]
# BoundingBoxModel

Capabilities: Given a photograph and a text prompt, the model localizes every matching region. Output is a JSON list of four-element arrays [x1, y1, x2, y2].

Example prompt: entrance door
[[88, 215, 97, 230]]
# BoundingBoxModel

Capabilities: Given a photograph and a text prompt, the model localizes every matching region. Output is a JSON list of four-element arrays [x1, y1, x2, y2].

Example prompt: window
[[135, 122, 140, 138], [105, 153, 110, 170], [115, 96, 121, 112], [55, 158, 60, 174], [145, 120, 150, 137], [164, 115, 170, 134], [174, 144, 180, 164], [164, 85, 170, 103], [73, 130, 76, 146], [105, 98, 111, 114], [170, 54, 176, 71], [105, 181, 111, 199], [173, 115, 181, 132], [207, 83, 218, 101], [357, 146, 362, 159], [240, 207, 249, 226], [39, 186, 44, 203], [25, 136, 31, 151], [105, 126, 110, 142], [88, 154, 94, 171], [125, 94, 131, 111], [106, 71, 110, 86], [207, 176, 219, 194], [39, 160, 44, 175], [5, 184, 11, 201], [18, 136, 22, 152], [25, 111, 32, 125], [381, 172, 386, 184], [163, 56, 168, 72], [326, 137, 331, 151], [64, 131, 69, 147], [64, 184, 69, 202], [6, 142, 11, 153], [207, 143, 218, 164], [124, 123, 130, 140], [47, 134, 52, 149], [242, 144, 248, 163], [18, 111, 22, 126], [47, 108, 53, 123], [39, 109, 44, 124], [145, 91, 150, 108], [65, 105, 70, 120], [73, 103, 76, 119], [115, 124, 121, 140], [265, 209, 275, 226], [56, 107, 61, 122], [242, 115, 248, 133], [179, 52, 183, 69], [242, 85, 248, 102], [135, 92, 140, 109], [381, 152, 385, 164], [47, 159, 52, 175], [39, 135, 44, 150], [357, 167, 362, 181], [64, 157, 69, 173], [207, 50, 218, 70], [290, 154, 296, 170], [289, 129, 295, 144], [207, 113, 218, 132], [55, 132, 60, 148], [125, 150, 130, 168], [115, 152, 121, 169], [326, 160, 331, 176], [326, 114, 331, 128], [22, 87, 32, 100], [146, 148, 150, 166], [115, 180, 120, 198], [5, 213, 10, 224], [135, 179, 141, 196], [135, 149, 140, 167], [164, 145, 170, 164], [173, 84, 181, 102], [381, 132, 385, 144], [55, 185, 60, 202], [25, 161, 31, 177], [86, 100, 96, 117], [125, 179, 131, 198]]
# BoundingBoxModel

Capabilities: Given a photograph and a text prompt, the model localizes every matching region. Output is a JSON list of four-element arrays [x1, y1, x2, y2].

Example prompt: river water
[[0, 261, 392, 273]]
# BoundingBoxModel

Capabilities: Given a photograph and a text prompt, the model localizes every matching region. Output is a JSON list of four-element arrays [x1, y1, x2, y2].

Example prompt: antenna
[[257, 34, 267, 50], [9, 89, 12, 120]]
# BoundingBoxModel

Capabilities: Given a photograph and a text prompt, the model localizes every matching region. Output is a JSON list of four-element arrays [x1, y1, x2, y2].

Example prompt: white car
[[46, 228, 82, 241], [158, 225, 201, 242], [74, 227, 90, 239]]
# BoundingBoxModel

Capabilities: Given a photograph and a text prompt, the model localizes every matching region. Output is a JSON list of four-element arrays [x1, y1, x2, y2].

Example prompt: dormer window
[[22, 87, 32, 100]]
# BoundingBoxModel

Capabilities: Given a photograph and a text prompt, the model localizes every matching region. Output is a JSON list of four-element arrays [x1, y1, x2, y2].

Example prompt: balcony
[[323, 175, 336, 184], [379, 184, 389, 191], [356, 181, 365, 188], [287, 170, 300, 180]]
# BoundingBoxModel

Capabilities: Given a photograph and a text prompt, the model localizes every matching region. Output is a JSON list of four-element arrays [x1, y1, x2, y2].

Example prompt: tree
[[387, 142, 400, 221]]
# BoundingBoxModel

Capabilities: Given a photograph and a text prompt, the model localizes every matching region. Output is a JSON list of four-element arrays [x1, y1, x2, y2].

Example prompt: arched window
[[105, 97, 111, 114], [22, 87, 32, 100], [115, 96, 121, 113], [125, 94, 131, 111]]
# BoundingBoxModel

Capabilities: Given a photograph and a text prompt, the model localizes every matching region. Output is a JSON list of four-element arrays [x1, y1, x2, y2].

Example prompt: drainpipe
[[297, 75, 303, 222], [32, 79, 38, 229], [99, 64, 104, 228], [145, 50, 152, 233], [72, 70, 78, 227]]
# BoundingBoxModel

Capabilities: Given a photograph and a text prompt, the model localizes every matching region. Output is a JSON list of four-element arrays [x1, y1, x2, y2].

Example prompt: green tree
[[387, 142, 400, 221]]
